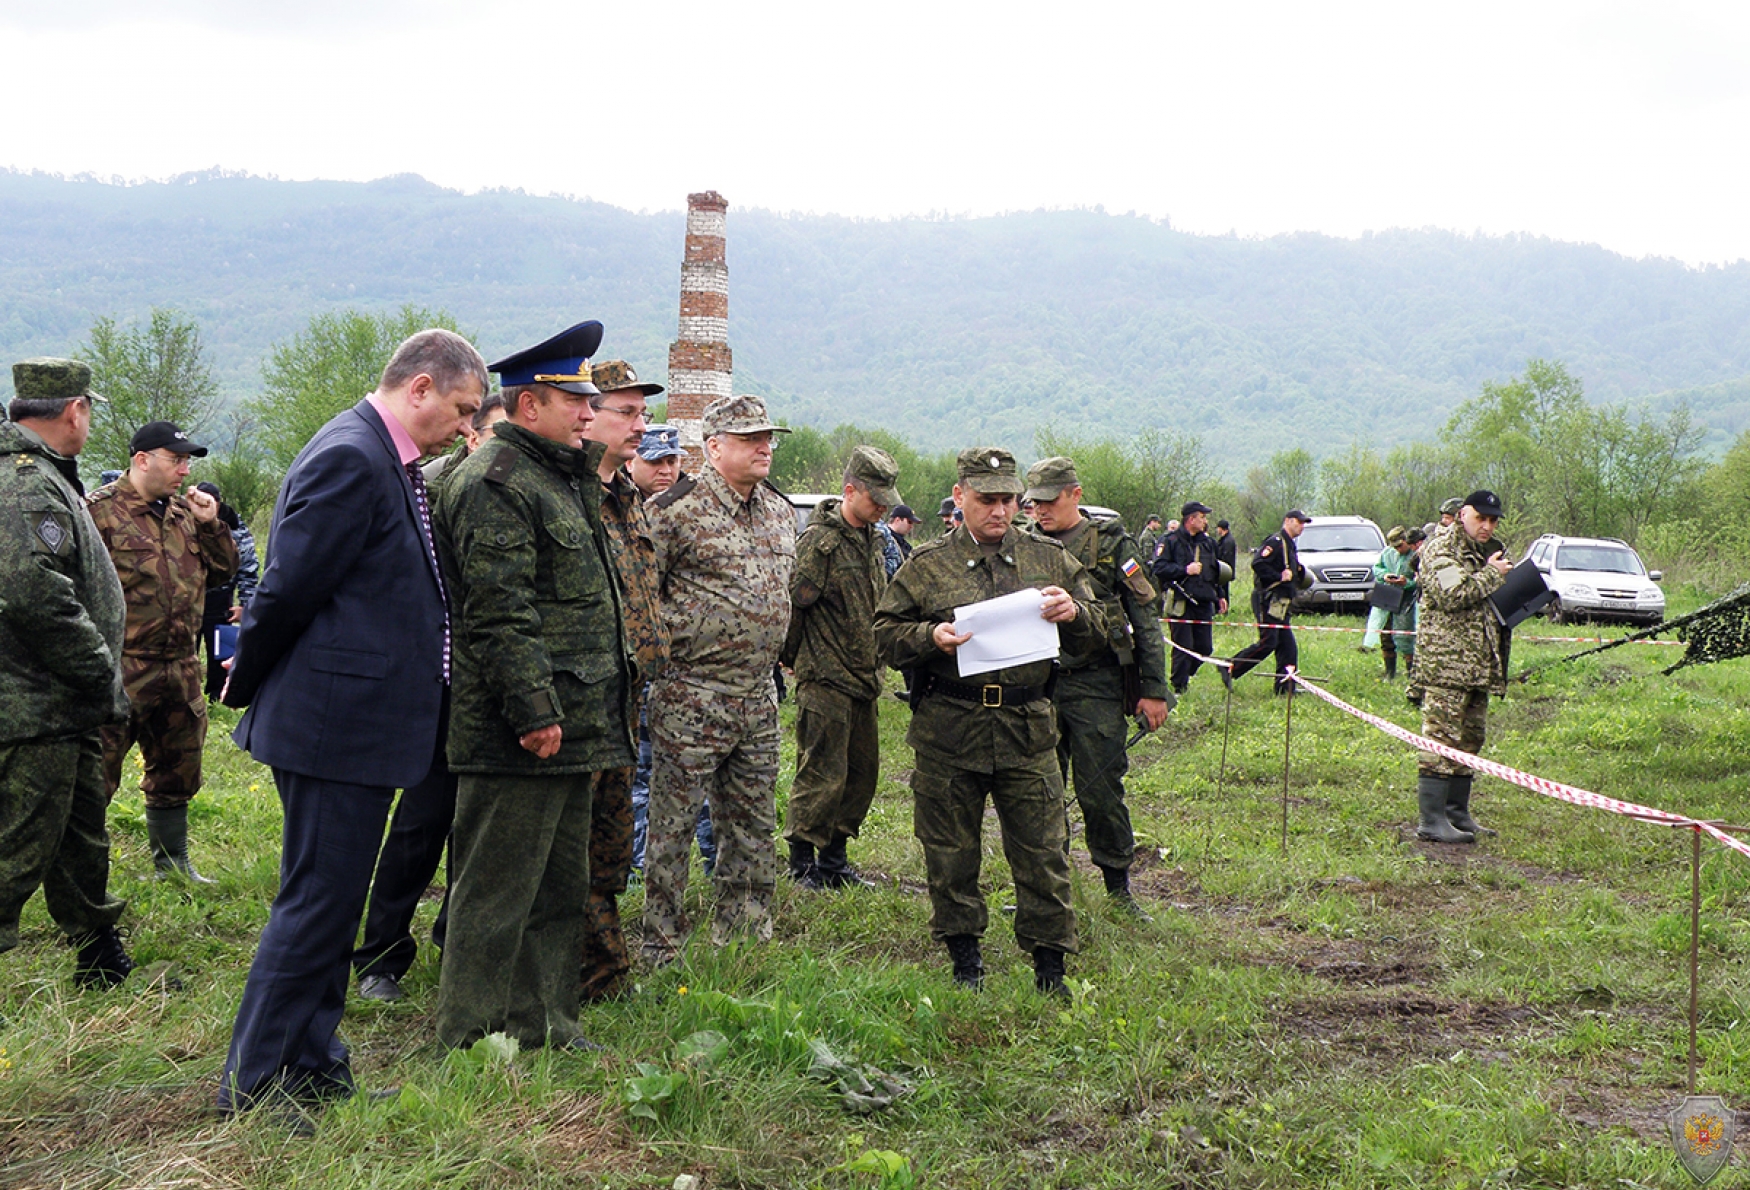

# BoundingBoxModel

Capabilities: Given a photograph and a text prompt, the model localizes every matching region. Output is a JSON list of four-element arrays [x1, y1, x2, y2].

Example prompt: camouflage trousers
[[1418, 685, 1489, 778], [1054, 669, 1136, 871], [785, 682, 880, 849], [580, 763, 635, 1002], [911, 753, 1078, 957], [436, 770, 596, 1050], [101, 653, 206, 809], [642, 677, 779, 965], [0, 731, 125, 953]]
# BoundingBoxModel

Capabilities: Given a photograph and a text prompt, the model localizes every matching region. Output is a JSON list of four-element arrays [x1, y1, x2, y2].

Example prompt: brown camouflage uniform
[[87, 474, 238, 809], [642, 465, 795, 964], [1415, 522, 1507, 777], [581, 466, 668, 1000], [783, 496, 886, 851]]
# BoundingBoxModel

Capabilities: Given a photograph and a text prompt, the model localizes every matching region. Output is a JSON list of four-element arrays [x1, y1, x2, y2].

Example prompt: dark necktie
[[405, 461, 451, 683]]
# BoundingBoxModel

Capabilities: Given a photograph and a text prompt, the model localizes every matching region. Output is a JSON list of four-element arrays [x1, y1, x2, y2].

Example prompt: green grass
[[3, 605, 1745, 1188]]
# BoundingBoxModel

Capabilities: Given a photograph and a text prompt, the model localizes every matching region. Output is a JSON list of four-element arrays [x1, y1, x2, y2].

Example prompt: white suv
[[1526, 535, 1664, 626], [1289, 516, 1387, 614]]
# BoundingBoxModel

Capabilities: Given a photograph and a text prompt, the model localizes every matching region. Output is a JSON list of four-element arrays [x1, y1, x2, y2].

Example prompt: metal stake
[[1280, 678, 1295, 853], [1690, 823, 1701, 1095]]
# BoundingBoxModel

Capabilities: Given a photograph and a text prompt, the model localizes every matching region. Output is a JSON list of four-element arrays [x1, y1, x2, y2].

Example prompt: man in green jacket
[[1023, 456, 1170, 919], [0, 358, 139, 988], [432, 324, 634, 1050], [1414, 491, 1513, 845], [873, 447, 1105, 996], [783, 446, 902, 890]]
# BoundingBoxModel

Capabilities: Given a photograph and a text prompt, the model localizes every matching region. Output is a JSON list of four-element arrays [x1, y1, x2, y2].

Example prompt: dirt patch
[[1280, 989, 1549, 1063]]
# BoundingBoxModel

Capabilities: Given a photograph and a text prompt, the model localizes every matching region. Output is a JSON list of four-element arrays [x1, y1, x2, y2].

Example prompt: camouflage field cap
[[956, 447, 1025, 496], [1023, 456, 1079, 502], [590, 359, 664, 397], [1386, 524, 1407, 546], [12, 357, 106, 404], [846, 444, 902, 507], [1440, 496, 1463, 517], [702, 394, 790, 439]]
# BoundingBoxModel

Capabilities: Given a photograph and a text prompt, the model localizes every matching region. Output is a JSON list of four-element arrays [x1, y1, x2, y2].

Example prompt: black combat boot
[[1415, 775, 1474, 844], [786, 839, 823, 890], [1446, 774, 1494, 837], [146, 805, 216, 884], [1383, 649, 1397, 680], [1098, 864, 1153, 923], [1033, 947, 1070, 998], [944, 935, 983, 988], [70, 925, 136, 989], [815, 836, 876, 890]]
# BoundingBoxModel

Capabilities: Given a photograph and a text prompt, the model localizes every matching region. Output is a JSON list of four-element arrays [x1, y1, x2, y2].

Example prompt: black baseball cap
[[130, 421, 209, 457], [1463, 490, 1505, 517], [1181, 500, 1213, 518], [1284, 509, 1312, 523]]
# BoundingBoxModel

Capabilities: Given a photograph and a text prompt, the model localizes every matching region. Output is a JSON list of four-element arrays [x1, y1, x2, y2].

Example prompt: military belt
[[925, 675, 1050, 708]]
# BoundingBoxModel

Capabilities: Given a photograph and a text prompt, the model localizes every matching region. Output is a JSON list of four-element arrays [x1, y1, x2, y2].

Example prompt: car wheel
[[1547, 597, 1565, 625]]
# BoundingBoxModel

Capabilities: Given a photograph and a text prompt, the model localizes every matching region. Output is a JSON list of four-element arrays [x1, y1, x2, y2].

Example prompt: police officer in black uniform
[[1153, 501, 1225, 694], [1228, 510, 1310, 694]]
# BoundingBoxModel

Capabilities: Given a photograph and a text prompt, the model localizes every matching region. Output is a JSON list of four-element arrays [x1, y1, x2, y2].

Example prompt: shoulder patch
[[649, 472, 698, 511], [1433, 562, 1465, 591], [1260, 545, 1273, 558], [483, 449, 519, 486]]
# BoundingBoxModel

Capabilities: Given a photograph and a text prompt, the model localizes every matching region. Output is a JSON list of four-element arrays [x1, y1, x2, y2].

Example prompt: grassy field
[[5, 604, 1750, 1189]]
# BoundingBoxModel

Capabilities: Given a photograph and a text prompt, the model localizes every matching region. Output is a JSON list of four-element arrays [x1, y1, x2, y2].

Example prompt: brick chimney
[[666, 191, 731, 465]]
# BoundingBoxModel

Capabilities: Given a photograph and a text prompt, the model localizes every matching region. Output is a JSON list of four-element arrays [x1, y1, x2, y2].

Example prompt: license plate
[[1599, 599, 1635, 610], [1331, 591, 1366, 602]]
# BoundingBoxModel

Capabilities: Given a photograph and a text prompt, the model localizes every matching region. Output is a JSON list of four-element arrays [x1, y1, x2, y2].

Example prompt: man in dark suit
[[215, 329, 486, 1131]]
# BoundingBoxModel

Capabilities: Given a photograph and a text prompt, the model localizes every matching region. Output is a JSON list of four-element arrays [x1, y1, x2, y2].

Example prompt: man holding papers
[[873, 447, 1105, 997]]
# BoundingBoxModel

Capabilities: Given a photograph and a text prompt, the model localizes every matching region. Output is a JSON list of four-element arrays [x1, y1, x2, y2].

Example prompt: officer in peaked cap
[[431, 317, 633, 1050], [488, 320, 604, 396], [873, 445, 1105, 997]]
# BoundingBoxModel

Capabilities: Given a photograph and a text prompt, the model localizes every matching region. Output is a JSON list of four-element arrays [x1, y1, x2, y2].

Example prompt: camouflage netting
[[1517, 582, 1750, 681], [1665, 582, 1750, 674]]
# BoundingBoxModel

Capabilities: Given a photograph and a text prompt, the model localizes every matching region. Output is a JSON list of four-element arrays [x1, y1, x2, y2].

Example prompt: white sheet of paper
[[952, 587, 1061, 678]]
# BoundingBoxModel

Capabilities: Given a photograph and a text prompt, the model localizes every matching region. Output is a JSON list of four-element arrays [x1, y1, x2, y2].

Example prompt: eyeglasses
[[594, 404, 647, 420]]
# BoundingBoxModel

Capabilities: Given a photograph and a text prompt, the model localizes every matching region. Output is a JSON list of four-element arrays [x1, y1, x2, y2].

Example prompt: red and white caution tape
[[1285, 672, 1750, 861], [1160, 616, 1682, 647]]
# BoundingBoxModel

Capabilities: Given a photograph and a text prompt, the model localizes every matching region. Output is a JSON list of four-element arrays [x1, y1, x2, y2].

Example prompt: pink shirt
[[366, 393, 421, 466]]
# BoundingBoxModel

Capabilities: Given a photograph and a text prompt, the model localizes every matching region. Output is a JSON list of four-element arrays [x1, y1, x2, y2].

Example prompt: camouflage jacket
[[0, 420, 128, 744], [1416, 522, 1507, 693], [87, 473, 239, 662], [647, 465, 795, 697], [599, 466, 668, 682], [784, 496, 886, 701], [873, 524, 1104, 773], [1046, 514, 1168, 699], [434, 423, 634, 775]]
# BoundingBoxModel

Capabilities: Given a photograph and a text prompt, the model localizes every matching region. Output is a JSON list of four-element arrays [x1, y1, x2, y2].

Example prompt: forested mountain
[[4, 168, 1749, 470]]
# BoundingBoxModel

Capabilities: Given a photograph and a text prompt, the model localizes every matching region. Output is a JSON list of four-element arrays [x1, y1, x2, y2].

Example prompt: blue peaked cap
[[488, 320, 605, 395]]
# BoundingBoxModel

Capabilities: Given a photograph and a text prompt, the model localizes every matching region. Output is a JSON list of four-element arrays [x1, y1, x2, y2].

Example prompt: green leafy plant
[[622, 1062, 683, 1123]]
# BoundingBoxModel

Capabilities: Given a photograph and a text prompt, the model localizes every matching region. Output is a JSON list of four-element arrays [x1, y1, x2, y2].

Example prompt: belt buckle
[[981, 684, 1003, 708]]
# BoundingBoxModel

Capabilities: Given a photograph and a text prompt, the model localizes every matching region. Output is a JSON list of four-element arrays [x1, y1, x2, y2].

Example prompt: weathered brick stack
[[666, 190, 730, 464]]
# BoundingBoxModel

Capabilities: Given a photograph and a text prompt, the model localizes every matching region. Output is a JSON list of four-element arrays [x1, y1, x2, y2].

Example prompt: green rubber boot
[[1416, 775, 1474, 844], [1446, 774, 1495, 837], [146, 805, 216, 884]]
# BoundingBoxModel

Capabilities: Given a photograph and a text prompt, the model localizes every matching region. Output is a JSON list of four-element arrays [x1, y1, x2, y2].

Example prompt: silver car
[[1527, 534, 1664, 626], [1288, 515, 1387, 614]]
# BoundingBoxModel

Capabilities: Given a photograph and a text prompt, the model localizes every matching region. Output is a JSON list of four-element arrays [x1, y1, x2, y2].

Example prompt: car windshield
[[1555, 545, 1645, 576], [1298, 525, 1385, 552]]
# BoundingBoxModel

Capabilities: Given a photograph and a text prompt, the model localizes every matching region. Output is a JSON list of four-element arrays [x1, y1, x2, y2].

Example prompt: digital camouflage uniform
[[1415, 522, 1507, 778], [784, 492, 887, 859], [87, 474, 237, 808], [581, 464, 668, 1001], [1039, 511, 1170, 874], [873, 499, 1103, 961], [432, 423, 634, 1049], [0, 416, 130, 953], [643, 453, 795, 964]]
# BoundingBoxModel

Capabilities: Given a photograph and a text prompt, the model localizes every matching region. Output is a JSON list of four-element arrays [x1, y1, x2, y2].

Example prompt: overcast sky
[[3, 1, 1747, 264]]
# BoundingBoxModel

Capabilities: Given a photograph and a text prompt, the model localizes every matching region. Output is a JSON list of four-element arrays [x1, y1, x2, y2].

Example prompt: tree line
[[70, 305, 1733, 592]]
